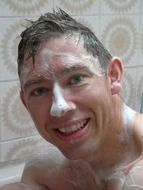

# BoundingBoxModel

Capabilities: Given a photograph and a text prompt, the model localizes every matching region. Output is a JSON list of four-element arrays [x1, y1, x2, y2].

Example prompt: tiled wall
[[0, 0, 143, 166]]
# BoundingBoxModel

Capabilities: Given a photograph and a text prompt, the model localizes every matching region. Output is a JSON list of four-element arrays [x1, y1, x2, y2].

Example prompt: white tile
[[100, 0, 141, 14], [54, 0, 100, 16], [74, 15, 100, 38], [0, 90, 2, 139], [138, 14, 143, 66], [0, 115, 2, 140], [0, 142, 2, 162], [0, 0, 53, 16], [136, 66, 143, 112], [0, 135, 50, 162], [0, 103, 1, 117], [100, 15, 140, 67], [0, 17, 34, 80], [0, 81, 37, 141], [0, 1, 13, 16], [0, 162, 25, 187], [120, 67, 137, 110]]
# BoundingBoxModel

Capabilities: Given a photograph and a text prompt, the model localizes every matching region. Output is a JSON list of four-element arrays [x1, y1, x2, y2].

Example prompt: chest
[[70, 160, 143, 190], [104, 160, 143, 190]]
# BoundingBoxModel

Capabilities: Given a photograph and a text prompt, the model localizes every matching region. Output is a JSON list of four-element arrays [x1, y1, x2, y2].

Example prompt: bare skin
[[1, 36, 143, 190], [1, 125, 143, 190], [16, 112, 143, 190]]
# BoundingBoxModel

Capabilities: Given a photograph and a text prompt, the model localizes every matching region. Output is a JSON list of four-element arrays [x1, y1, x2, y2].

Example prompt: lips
[[56, 118, 89, 136]]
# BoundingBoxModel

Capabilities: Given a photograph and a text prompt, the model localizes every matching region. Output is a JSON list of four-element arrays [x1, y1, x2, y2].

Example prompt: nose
[[50, 83, 76, 117]]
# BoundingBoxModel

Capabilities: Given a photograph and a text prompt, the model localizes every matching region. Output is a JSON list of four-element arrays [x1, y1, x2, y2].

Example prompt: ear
[[20, 90, 28, 110], [107, 57, 124, 95]]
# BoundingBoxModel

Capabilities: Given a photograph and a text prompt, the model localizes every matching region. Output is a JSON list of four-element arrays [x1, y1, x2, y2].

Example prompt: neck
[[87, 98, 139, 174]]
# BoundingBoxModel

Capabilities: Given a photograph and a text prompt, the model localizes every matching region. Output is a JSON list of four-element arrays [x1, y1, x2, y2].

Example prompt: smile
[[57, 119, 89, 135]]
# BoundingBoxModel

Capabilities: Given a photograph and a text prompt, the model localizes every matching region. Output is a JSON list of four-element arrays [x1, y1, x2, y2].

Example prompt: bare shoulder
[[0, 182, 47, 190], [22, 149, 81, 190], [23, 145, 66, 172], [22, 146, 66, 188]]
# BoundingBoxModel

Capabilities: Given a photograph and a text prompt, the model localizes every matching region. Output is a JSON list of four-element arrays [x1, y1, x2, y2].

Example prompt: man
[[1, 9, 143, 190]]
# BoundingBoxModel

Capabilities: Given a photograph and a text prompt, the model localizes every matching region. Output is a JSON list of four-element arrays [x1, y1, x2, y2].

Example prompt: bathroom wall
[[0, 0, 143, 167]]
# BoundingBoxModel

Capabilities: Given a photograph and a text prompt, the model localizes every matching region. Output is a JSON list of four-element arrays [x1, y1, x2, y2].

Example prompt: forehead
[[20, 35, 100, 86], [22, 35, 86, 69]]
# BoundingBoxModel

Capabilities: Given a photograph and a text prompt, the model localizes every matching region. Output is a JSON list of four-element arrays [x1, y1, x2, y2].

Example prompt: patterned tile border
[[101, 17, 138, 65], [2, 0, 49, 15], [103, 0, 137, 12]]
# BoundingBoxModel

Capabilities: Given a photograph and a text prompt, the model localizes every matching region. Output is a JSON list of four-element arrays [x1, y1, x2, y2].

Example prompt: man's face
[[20, 35, 116, 160]]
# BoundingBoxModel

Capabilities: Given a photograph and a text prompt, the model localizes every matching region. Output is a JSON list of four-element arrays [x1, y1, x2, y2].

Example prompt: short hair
[[17, 8, 112, 77]]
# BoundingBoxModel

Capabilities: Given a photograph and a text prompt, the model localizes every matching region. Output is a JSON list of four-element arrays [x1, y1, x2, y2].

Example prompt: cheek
[[73, 84, 112, 114], [27, 99, 51, 125], [74, 85, 104, 102], [27, 95, 52, 111]]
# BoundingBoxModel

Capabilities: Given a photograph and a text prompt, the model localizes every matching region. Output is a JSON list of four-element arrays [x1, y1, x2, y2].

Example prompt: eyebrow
[[22, 77, 46, 91], [61, 64, 93, 75], [22, 64, 93, 90]]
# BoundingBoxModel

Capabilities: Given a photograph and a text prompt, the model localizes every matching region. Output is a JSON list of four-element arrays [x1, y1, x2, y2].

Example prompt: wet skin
[[20, 36, 123, 161], [16, 35, 143, 190]]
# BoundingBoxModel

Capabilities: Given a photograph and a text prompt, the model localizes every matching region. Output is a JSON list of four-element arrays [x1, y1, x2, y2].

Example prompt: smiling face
[[20, 35, 123, 160]]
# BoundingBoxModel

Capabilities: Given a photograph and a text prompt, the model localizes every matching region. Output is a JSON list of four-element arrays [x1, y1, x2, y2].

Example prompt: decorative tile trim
[[103, 0, 137, 12], [0, 136, 48, 162], [137, 73, 143, 106], [101, 17, 138, 65], [57, 0, 95, 13], [75, 17, 95, 34], [1, 83, 36, 137], [0, 19, 29, 76], [2, 0, 49, 15]]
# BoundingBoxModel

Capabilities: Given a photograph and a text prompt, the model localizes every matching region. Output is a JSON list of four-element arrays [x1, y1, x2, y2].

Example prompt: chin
[[61, 146, 92, 161]]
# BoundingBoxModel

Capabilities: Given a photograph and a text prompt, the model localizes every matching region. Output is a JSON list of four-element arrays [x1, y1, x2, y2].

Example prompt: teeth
[[58, 120, 87, 134]]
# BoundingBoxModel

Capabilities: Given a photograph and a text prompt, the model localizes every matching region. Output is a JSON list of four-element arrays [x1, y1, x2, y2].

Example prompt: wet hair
[[17, 8, 112, 77]]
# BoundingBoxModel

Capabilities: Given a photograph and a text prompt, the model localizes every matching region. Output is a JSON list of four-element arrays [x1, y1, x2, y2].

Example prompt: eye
[[69, 74, 85, 85], [30, 87, 49, 97]]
